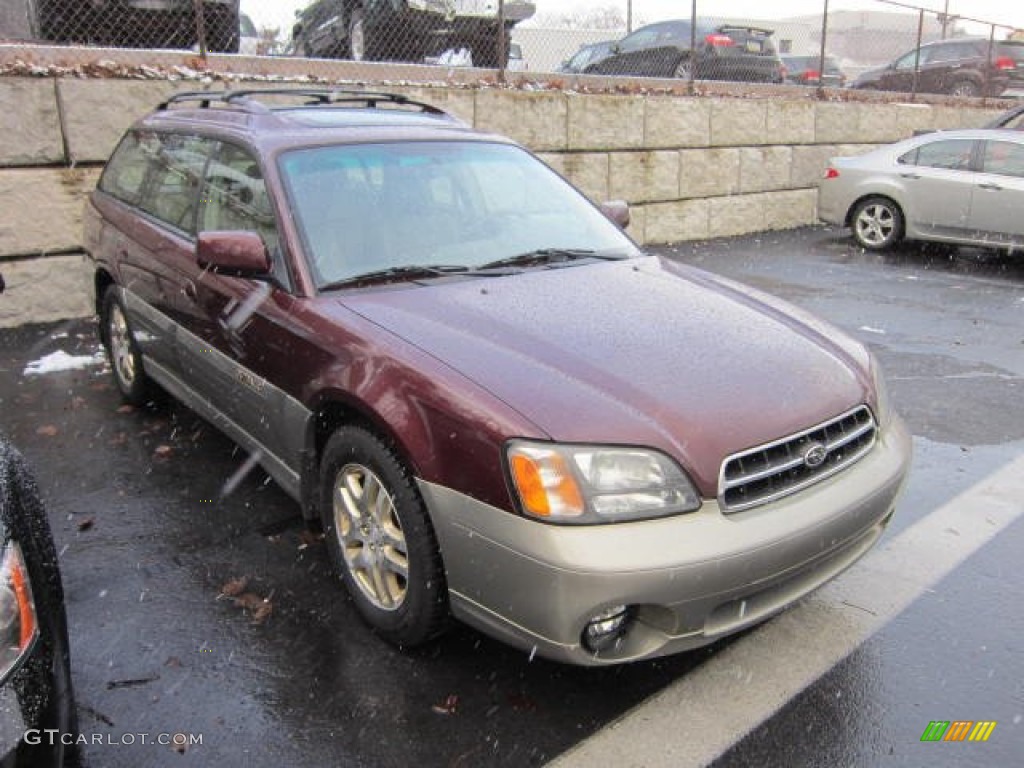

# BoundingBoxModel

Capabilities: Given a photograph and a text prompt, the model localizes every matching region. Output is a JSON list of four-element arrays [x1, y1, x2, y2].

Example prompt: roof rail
[[157, 89, 450, 118]]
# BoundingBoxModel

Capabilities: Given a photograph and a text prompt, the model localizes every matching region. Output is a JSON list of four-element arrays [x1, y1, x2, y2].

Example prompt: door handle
[[899, 173, 921, 179], [978, 182, 1002, 191]]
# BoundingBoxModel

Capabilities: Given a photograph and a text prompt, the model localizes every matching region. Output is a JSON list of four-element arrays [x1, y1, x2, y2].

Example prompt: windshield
[[279, 141, 638, 288]]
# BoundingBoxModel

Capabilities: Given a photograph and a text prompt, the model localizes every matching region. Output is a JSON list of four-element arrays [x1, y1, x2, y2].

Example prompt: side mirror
[[600, 200, 630, 229], [0, 271, 5, 294], [197, 231, 271, 277]]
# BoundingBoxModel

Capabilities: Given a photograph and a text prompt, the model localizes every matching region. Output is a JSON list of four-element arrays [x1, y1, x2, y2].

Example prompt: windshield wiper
[[318, 264, 474, 291], [478, 248, 623, 271]]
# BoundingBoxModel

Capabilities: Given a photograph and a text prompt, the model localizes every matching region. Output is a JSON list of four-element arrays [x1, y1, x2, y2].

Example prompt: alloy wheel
[[333, 463, 409, 610]]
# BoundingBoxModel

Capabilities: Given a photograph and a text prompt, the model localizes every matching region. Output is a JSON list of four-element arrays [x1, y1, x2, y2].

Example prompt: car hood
[[339, 256, 872, 496]]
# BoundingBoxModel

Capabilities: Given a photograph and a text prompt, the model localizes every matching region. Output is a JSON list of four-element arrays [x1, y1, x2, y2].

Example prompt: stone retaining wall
[[0, 75, 1001, 327]]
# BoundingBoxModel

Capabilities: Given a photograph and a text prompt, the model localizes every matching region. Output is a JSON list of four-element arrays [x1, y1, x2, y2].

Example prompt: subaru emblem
[[803, 443, 828, 468]]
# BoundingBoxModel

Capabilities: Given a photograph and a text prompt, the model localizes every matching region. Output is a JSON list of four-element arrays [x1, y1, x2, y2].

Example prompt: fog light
[[582, 605, 632, 653]]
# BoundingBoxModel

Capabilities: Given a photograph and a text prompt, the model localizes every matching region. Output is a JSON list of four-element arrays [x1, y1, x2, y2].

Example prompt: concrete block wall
[[0, 76, 1001, 327]]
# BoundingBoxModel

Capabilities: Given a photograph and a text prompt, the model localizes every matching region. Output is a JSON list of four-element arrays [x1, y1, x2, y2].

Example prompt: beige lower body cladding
[[0, 71, 1009, 325]]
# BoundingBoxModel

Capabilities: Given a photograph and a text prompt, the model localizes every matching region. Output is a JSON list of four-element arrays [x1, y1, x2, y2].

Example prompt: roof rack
[[156, 89, 450, 118]]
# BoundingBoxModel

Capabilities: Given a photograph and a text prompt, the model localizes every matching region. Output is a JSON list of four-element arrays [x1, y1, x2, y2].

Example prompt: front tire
[[850, 196, 904, 251], [102, 289, 150, 405], [320, 426, 448, 647], [948, 79, 980, 98]]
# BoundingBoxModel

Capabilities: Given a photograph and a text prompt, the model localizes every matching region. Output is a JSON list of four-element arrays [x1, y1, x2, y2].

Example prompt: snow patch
[[23, 350, 106, 376]]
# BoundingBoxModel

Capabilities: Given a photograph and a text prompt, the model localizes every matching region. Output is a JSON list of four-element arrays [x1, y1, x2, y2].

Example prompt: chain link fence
[[1, 2, 1021, 97]]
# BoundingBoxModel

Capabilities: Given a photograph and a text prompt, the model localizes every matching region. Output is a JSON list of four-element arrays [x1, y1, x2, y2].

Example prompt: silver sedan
[[818, 128, 1024, 251]]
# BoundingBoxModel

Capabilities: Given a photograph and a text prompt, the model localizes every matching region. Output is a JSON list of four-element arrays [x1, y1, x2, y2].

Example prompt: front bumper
[[420, 416, 911, 665]]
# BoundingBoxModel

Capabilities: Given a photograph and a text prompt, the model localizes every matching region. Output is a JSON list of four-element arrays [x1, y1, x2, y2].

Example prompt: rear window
[[718, 27, 776, 55]]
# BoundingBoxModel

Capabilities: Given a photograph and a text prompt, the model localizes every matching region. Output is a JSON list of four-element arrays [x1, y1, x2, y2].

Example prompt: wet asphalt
[[1, 225, 1022, 767]]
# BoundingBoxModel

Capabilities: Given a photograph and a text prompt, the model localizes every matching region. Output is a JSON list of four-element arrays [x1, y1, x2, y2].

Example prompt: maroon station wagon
[[84, 90, 911, 665]]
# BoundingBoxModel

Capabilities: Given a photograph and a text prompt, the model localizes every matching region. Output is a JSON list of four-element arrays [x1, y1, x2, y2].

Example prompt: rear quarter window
[[98, 131, 151, 205]]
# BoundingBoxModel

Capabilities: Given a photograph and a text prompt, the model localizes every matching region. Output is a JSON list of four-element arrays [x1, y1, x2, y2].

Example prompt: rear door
[[968, 139, 1024, 247], [920, 40, 984, 94], [95, 130, 214, 381], [895, 138, 977, 240]]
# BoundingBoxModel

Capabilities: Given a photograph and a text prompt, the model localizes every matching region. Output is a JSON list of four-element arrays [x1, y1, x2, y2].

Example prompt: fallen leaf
[[232, 592, 264, 610], [69, 396, 87, 410], [90, 382, 111, 392], [153, 444, 173, 459], [250, 600, 273, 624], [116, 404, 135, 414], [219, 576, 250, 597], [76, 517, 95, 532], [109, 432, 127, 446], [36, 425, 59, 437], [164, 656, 182, 668], [431, 694, 459, 715]]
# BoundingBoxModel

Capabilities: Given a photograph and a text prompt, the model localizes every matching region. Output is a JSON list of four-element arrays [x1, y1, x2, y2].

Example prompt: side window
[[137, 134, 211, 233], [928, 44, 958, 63], [198, 143, 285, 281], [906, 139, 975, 171], [981, 141, 1024, 178], [894, 50, 921, 70], [98, 131, 151, 205]]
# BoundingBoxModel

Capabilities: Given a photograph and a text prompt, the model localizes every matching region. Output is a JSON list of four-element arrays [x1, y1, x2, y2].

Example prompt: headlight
[[869, 354, 892, 428], [0, 540, 38, 684], [507, 441, 701, 524]]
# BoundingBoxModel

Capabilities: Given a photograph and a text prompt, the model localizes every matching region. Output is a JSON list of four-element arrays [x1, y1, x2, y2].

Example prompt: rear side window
[[137, 134, 212, 233], [100, 130, 213, 233], [898, 139, 975, 171]]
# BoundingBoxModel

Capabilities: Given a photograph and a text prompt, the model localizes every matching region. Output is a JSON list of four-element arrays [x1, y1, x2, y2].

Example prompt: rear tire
[[850, 196, 904, 251], [101, 289, 151, 406], [320, 426, 448, 647]]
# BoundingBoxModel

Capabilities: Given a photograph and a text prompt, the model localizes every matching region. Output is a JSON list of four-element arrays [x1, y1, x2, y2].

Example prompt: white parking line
[[550, 453, 1024, 768]]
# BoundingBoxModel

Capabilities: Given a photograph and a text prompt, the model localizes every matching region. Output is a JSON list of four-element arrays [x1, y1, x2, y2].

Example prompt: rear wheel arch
[[94, 270, 115, 328], [848, 194, 905, 250]]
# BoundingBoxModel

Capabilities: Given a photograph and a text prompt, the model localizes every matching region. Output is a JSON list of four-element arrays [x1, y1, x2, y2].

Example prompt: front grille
[[719, 406, 877, 513]]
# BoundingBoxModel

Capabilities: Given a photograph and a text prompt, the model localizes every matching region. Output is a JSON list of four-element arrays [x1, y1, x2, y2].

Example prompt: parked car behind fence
[[35, 0, 241, 52], [782, 54, 846, 87], [291, 0, 535, 67], [851, 37, 1018, 97], [583, 19, 784, 83]]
